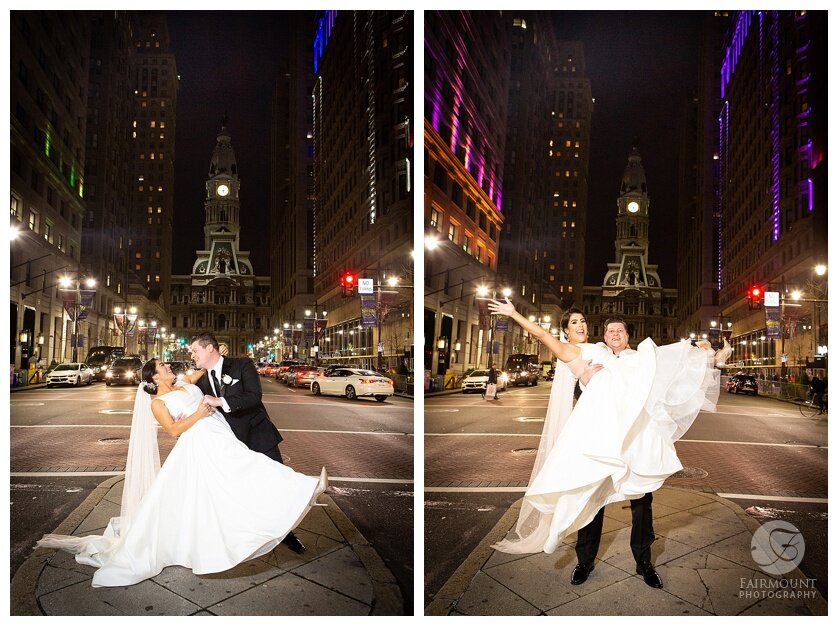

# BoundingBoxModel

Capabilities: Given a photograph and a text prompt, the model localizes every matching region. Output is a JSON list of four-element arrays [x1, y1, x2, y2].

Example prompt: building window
[[447, 221, 459, 244], [11, 194, 21, 218], [429, 207, 441, 230], [28, 209, 39, 232]]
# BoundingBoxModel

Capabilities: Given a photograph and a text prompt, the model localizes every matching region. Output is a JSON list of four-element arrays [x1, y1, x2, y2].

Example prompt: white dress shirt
[[209, 356, 231, 413]]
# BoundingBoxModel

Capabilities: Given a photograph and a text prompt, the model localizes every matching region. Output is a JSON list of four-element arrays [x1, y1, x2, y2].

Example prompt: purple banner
[[476, 298, 491, 330], [377, 290, 399, 323], [360, 294, 377, 327], [765, 307, 781, 339], [494, 315, 509, 332]]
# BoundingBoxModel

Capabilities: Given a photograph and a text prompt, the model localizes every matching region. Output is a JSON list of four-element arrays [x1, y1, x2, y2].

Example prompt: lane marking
[[424, 487, 827, 501], [716, 493, 827, 504], [10, 425, 412, 436], [10, 471, 412, 484], [99, 409, 133, 415], [10, 402, 45, 406], [426, 409, 459, 413], [424, 433, 826, 449]]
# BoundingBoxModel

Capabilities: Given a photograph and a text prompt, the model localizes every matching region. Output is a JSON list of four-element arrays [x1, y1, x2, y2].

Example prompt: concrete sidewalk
[[426, 487, 826, 616], [11, 476, 402, 616]]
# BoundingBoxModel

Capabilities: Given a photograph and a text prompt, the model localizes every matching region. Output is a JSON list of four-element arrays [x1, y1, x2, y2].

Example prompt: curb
[[10, 475, 123, 615], [11, 476, 403, 616], [424, 487, 827, 616]]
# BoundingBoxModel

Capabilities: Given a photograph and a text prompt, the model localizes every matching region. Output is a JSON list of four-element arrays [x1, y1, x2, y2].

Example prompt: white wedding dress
[[38, 383, 324, 587], [495, 339, 720, 554]]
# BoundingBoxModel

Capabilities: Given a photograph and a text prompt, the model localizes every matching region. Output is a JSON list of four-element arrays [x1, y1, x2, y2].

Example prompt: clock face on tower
[[217, 184, 229, 197], [627, 201, 639, 213]]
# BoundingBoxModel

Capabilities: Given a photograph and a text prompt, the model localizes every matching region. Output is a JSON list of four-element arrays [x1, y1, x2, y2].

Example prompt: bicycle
[[799, 393, 828, 417]]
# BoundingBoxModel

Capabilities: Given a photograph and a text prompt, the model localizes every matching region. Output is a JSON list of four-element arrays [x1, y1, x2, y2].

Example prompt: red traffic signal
[[747, 285, 763, 309], [340, 272, 357, 296]]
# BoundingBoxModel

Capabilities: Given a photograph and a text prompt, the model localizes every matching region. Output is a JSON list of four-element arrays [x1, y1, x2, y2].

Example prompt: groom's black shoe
[[570, 562, 594, 585], [635, 561, 663, 588], [283, 532, 306, 554]]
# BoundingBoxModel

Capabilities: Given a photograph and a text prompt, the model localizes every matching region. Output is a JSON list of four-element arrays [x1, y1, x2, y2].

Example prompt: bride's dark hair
[[140, 358, 159, 395]]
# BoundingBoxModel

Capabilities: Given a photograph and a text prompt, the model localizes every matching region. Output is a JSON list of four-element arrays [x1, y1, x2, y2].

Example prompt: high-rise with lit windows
[[10, 12, 91, 367], [130, 13, 178, 305]]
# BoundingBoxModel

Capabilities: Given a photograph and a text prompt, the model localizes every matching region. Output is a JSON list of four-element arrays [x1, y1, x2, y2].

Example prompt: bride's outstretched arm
[[488, 298, 582, 364], [151, 396, 213, 437]]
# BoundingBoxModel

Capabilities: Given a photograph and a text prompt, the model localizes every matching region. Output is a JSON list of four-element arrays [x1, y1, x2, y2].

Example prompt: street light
[[60, 275, 97, 363]]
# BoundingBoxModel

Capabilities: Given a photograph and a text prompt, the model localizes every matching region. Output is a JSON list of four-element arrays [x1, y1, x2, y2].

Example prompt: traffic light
[[747, 285, 763, 310], [341, 272, 357, 297]]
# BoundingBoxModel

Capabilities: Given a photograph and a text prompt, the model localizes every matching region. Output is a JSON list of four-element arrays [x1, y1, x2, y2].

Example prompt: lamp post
[[60, 275, 97, 363]]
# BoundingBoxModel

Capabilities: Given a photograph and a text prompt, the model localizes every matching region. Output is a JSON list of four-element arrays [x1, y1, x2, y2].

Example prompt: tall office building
[[675, 13, 729, 343], [424, 10, 510, 374], [547, 40, 593, 312], [270, 12, 317, 358], [10, 12, 91, 367], [81, 11, 137, 349], [312, 11, 414, 370], [129, 14, 178, 305], [717, 10, 827, 374]]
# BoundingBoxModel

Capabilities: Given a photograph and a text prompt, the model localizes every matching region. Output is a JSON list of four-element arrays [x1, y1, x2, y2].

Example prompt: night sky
[[166, 11, 294, 275], [551, 11, 704, 287]]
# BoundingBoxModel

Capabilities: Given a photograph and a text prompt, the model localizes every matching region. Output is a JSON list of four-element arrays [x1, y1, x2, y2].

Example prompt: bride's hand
[[487, 298, 515, 316]]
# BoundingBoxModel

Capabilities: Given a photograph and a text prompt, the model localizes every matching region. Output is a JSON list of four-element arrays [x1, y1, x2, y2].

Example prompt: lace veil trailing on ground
[[35, 384, 160, 563], [492, 339, 577, 554]]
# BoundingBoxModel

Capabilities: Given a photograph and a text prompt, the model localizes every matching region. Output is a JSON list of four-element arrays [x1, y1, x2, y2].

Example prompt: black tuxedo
[[197, 356, 284, 462]]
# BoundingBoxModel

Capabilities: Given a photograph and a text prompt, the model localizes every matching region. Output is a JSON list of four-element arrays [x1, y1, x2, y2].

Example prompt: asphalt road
[[10, 376, 415, 614], [424, 383, 828, 606]]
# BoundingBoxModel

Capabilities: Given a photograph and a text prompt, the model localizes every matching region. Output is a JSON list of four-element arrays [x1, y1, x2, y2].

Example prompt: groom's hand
[[203, 394, 224, 408]]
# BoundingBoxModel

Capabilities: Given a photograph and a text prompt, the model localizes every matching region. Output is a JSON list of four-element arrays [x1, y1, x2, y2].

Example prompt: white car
[[310, 367, 394, 402], [46, 363, 94, 387], [461, 369, 508, 394]]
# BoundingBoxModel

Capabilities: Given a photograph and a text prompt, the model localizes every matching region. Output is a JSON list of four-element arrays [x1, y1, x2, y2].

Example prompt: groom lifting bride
[[190, 332, 307, 554]]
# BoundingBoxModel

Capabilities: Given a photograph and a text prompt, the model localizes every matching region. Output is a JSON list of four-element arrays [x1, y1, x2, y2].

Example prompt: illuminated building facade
[[424, 10, 509, 375], [10, 12, 92, 367], [312, 11, 414, 369], [717, 10, 827, 374]]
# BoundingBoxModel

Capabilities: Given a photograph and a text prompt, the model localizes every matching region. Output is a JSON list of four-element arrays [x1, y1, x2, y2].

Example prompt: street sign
[[764, 291, 780, 307], [358, 278, 374, 294]]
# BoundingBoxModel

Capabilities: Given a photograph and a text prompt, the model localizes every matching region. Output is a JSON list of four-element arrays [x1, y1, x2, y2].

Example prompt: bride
[[488, 298, 728, 555], [37, 359, 328, 587]]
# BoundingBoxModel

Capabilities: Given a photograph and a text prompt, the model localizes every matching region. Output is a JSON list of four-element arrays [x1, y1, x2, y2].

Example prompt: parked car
[[726, 374, 758, 395], [289, 365, 320, 388], [546, 368, 556, 381], [46, 363, 94, 387], [310, 367, 394, 402], [273, 360, 303, 380], [461, 369, 508, 394], [105, 356, 143, 386], [504, 353, 540, 386]]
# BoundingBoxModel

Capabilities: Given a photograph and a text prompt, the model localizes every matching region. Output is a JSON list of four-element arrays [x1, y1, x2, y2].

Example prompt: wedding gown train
[[37, 383, 326, 587], [494, 339, 720, 554]]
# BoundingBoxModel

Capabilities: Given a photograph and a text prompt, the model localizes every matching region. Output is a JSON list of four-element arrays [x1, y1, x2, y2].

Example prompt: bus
[[503, 353, 540, 386], [85, 346, 126, 380]]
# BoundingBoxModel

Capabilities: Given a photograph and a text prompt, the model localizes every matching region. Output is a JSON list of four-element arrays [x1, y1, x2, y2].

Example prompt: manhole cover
[[512, 448, 538, 455], [514, 417, 545, 422], [98, 437, 129, 444], [671, 467, 708, 479]]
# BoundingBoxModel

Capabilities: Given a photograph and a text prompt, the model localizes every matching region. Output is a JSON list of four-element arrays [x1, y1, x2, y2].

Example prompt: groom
[[571, 317, 663, 589], [190, 332, 307, 554]]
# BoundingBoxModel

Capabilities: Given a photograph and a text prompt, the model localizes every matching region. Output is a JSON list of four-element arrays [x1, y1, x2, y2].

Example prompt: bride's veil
[[492, 337, 577, 553], [35, 384, 160, 560], [120, 383, 161, 530]]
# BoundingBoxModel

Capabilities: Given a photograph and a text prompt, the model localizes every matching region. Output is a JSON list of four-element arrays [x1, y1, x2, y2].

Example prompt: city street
[[424, 382, 828, 607], [10, 377, 414, 614]]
